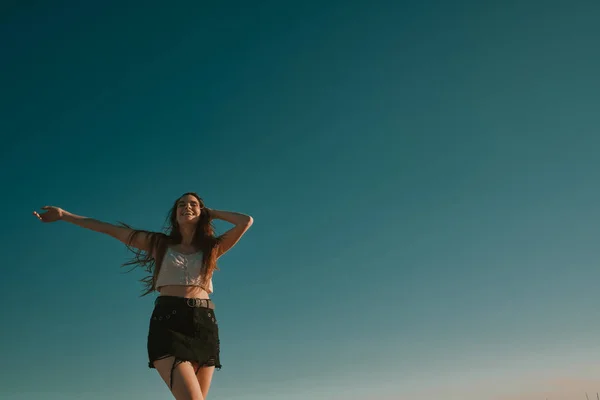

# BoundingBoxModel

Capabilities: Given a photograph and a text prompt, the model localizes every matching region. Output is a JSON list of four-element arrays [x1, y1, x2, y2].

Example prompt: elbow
[[245, 216, 254, 227]]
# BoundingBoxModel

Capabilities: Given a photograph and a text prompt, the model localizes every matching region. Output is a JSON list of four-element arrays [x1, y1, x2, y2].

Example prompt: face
[[175, 194, 204, 227]]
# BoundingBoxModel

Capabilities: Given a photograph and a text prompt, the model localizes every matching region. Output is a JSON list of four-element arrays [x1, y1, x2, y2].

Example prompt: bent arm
[[62, 211, 153, 252], [208, 209, 253, 257]]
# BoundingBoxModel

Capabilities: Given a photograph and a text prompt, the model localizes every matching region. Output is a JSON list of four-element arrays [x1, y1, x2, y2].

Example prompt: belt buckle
[[186, 298, 206, 308], [186, 298, 197, 307]]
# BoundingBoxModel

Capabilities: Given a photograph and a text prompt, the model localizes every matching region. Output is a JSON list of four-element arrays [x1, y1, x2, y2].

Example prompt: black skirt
[[147, 296, 221, 388]]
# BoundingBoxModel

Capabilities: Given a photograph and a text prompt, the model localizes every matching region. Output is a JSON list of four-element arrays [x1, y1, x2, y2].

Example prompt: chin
[[179, 218, 198, 225]]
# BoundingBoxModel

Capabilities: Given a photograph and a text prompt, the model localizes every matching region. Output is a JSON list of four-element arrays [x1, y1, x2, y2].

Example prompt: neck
[[179, 226, 196, 245]]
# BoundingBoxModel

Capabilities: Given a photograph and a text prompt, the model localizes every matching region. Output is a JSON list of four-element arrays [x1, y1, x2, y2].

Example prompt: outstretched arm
[[34, 206, 154, 253], [207, 208, 253, 257]]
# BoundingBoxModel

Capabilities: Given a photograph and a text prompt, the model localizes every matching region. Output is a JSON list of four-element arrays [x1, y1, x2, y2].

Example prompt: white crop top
[[155, 247, 213, 294]]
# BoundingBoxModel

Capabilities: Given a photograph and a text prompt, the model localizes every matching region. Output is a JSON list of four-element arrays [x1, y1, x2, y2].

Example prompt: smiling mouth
[[182, 212, 195, 216]]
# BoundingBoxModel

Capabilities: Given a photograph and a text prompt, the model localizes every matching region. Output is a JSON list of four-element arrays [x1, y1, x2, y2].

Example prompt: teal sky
[[2, 1, 600, 399]]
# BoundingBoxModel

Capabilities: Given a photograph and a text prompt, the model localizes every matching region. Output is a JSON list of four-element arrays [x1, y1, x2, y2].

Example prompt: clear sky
[[2, 1, 600, 399]]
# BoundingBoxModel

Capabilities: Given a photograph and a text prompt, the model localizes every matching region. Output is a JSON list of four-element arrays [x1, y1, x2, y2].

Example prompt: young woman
[[33, 192, 253, 400]]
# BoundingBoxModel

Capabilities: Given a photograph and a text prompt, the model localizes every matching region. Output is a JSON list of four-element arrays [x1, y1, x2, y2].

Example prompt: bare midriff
[[157, 285, 211, 299]]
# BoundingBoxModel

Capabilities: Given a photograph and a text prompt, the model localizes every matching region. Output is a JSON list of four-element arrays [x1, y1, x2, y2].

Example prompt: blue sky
[[2, 1, 600, 399]]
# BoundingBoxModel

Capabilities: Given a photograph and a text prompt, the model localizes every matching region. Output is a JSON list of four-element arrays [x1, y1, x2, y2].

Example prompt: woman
[[33, 192, 253, 400]]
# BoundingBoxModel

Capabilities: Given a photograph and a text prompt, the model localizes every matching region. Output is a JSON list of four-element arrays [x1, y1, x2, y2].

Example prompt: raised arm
[[207, 208, 253, 257], [34, 206, 155, 253]]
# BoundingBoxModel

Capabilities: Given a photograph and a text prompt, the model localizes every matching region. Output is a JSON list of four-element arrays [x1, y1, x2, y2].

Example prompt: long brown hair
[[121, 192, 221, 296]]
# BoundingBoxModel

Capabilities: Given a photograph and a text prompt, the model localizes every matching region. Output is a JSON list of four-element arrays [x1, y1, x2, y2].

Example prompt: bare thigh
[[195, 365, 215, 399], [154, 357, 204, 400]]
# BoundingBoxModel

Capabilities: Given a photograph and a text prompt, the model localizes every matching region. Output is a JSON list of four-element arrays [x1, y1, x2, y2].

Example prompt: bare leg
[[154, 357, 204, 400], [195, 365, 215, 399]]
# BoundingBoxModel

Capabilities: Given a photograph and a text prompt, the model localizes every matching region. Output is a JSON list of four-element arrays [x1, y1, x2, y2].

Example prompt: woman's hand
[[33, 206, 65, 223], [206, 208, 253, 257]]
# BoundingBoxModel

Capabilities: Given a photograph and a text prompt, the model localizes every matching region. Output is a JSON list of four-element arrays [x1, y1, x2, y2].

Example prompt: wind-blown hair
[[121, 192, 221, 296]]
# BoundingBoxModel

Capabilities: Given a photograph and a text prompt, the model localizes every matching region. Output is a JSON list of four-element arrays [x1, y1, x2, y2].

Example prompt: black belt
[[155, 296, 215, 310]]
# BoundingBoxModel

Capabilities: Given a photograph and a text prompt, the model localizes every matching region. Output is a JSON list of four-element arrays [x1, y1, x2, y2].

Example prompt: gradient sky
[[2, 1, 600, 399]]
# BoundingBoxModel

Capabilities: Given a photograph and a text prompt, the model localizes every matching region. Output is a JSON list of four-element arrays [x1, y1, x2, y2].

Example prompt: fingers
[[32, 211, 43, 221], [42, 206, 50, 210]]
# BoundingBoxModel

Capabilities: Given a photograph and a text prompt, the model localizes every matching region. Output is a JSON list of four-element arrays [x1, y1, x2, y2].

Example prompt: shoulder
[[147, 233, 170, 259]]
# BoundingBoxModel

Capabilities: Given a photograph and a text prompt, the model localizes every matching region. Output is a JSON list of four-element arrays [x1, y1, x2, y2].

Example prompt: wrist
[[61, 210, 74, 222], [206, 208, 217, 219]]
